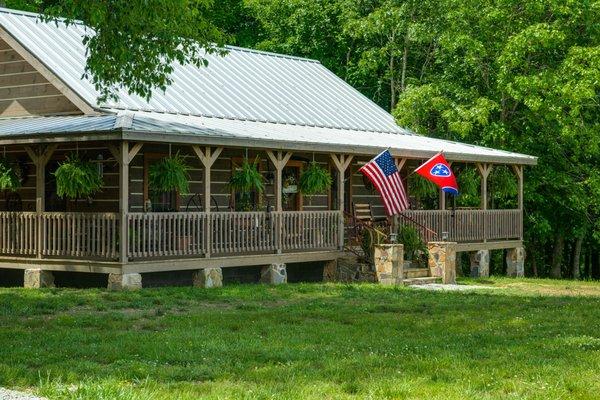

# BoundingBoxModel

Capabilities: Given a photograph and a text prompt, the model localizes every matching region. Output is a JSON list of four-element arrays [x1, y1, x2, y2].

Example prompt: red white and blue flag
[[415, 152, 459, 195], [359, 149, 409, 216]]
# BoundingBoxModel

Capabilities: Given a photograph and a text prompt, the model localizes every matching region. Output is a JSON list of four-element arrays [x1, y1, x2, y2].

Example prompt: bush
[[397, 225, 427, 262]]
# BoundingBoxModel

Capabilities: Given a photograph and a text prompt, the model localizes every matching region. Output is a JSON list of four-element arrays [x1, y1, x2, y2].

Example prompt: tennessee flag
[[415, 152, 459, 195]]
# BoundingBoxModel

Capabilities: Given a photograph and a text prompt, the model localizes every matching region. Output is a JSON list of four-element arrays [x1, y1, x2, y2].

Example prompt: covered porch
[[0, 115, 533, 286]]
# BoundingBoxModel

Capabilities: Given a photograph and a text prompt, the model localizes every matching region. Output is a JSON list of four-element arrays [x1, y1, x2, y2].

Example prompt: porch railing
[[41, 212, 119, 259], [127, 210, 340, 260], [399, 209, 522, 242], [0, 209, 520, 261], [128, 212, 207, 259], [0, 212, 38, 256]]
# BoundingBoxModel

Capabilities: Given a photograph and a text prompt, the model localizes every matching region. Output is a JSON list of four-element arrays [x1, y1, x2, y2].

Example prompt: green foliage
[[396, 225, 427, 261], [148, 153, 191, 195], [229, 157, 264, 211], [54, 154, 102, 199], [298, 161, 332, 196], [455, 166, 480, 208], [229, 157, 264, 193], [7, 0, 228, 102], [407, 172, 437, 208], [0, 158, 21, 192]]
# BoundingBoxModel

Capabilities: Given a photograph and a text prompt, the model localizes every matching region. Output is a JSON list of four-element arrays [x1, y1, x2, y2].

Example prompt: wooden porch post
[[108, 141, 142, 264], [512, 165, 524, 240], [476, 163, 492, 242], [25, 144, 57, 259], [192, 145, 223, 258], [266, 150, 293, 253], [331, 154, 354, 250], [393, 158, 407, 236]]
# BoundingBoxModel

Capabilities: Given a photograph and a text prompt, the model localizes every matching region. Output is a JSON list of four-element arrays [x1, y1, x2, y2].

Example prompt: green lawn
[[1, 278, 600, 399]]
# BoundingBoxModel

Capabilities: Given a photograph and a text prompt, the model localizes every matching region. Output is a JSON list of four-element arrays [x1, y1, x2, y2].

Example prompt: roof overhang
[[0, 115, 537, 165]]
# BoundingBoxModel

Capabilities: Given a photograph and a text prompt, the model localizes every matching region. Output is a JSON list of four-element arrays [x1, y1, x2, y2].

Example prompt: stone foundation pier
[[24, 269, 55, 288], [470, 250, 490, 278], [260, 263, 287, 284], [427, 242, 457, 284], [506, 247, 525, 277]]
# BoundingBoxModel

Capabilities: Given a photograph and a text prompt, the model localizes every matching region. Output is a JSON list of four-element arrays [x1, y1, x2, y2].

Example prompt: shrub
[[397, 225, 427, 262]]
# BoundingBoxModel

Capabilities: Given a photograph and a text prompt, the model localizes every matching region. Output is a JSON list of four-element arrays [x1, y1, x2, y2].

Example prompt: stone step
[[403, 268, 430, 279], [402, 277, 441, 286]]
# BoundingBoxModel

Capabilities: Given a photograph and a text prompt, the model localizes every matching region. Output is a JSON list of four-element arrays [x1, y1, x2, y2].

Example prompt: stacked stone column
[[427, 242, 457, 284]]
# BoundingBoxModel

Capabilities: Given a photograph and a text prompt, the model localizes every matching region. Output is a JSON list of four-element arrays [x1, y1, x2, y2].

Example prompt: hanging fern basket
[[229, 157, 264, 193], [54, 154, 103, 199], [0, 158, 21, 192], [148, 153, 191, 195], [229, 157, 264, 211], [299, 161, 332, 197]]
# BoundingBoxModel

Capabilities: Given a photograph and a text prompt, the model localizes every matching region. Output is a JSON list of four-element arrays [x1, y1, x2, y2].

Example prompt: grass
[[1, 277, 600, 399]]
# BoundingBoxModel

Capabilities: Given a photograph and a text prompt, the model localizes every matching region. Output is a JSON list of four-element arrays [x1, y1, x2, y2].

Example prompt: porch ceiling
[[0, 113, 537, 165]]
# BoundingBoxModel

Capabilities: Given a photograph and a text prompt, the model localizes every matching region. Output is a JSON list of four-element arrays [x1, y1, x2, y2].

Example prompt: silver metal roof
[[0, 114, 537, 165], [0, 7, 404, 133], [0, 7, 536, 165]]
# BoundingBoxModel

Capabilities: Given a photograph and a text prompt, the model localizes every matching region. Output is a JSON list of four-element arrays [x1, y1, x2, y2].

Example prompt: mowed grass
[[1, 278, 600, 399]]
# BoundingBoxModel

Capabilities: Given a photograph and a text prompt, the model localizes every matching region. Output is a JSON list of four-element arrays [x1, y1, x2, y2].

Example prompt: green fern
[[54, 154, 103, 199], [148, 152, 191, 195], [299, 161, 332, 196], [229, 157, 264, 193], [0, 158, 21, 192]]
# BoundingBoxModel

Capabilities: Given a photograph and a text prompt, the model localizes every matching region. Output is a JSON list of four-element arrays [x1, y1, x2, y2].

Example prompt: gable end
[[0, 28, 96, 117]]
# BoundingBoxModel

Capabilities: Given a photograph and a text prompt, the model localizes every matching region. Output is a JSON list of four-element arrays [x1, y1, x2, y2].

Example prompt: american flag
[[359, 149, 409, 216]]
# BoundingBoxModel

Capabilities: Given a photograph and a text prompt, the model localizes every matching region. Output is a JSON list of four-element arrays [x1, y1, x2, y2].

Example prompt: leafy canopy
[[6, 0, 227, 102]]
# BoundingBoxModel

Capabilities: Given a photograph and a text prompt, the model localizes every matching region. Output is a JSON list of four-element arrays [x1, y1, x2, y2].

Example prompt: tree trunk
[[400, 32, 409, 93], [585, 247, 591, 279], [593, 249, 600, 280], [531, 248, 538, 277], [390, 52, 396, 111], [550, 234, 564, 278], [572, 236, 583, 280]]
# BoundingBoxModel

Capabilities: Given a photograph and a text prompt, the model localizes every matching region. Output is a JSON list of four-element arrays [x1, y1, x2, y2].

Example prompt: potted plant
[[54, 154, 103, 200], [229, 157, 264, 211], [148, 152, 191, 196], [0, 158, 21, 192], [298, 161, 332, 200]]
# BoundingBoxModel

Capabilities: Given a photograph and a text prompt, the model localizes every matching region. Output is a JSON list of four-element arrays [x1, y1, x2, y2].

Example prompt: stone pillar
[[260, 263, 287, 284], [427, 242, 457, 284], [470, 250, 490, 278], [506, 247, 525, 277], [23, 269, 55, 288], [373, 244, 404, 285], [192, 267, 223, 288], [322, 259, 337, 282], [107, 273, 142, 290]]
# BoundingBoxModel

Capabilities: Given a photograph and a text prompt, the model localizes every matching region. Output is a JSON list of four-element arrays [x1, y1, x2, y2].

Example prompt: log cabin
[[0, 7, 536, 288]]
